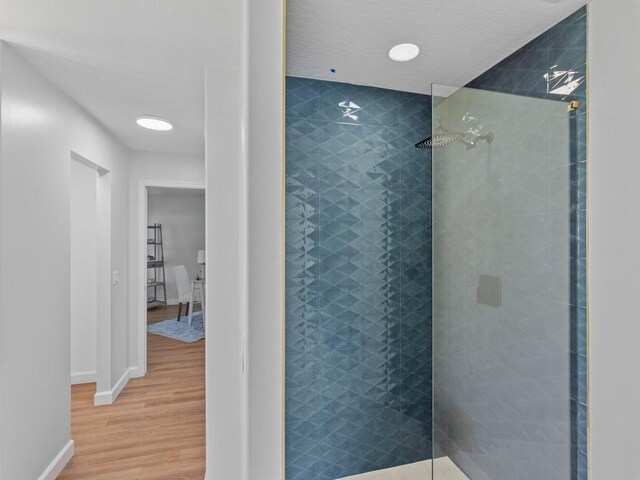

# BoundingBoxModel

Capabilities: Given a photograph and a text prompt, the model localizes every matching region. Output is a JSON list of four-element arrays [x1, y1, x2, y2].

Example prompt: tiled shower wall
[[285, 77, 432, 480], [468, 7, 587, 479]]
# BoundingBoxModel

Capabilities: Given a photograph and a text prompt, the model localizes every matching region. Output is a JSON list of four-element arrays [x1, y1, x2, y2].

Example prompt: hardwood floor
[[59, 305, 205, 480]]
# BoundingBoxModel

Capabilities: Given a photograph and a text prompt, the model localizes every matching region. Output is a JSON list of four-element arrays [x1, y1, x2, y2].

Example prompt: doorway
[[145, 185, 206, 340], [69, 151, 111, 402], [70, 158, 98, 386], [135, 180, 206, 374]]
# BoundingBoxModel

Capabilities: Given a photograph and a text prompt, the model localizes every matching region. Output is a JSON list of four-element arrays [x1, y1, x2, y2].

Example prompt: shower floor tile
[[337, 458, 469, 480]]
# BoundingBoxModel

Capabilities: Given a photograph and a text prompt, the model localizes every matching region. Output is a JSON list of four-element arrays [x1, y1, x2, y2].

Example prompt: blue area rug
[[147, 312, 204, 343]]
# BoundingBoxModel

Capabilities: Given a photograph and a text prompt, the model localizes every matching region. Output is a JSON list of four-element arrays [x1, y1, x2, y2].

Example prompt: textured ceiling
[[0, 0, 242, 155], [287, 0, 588, 94]]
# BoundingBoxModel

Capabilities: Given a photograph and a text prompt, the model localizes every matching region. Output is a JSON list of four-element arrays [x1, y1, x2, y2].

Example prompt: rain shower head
[[415, 131, 494, 150], [415, 132, 465, 149]]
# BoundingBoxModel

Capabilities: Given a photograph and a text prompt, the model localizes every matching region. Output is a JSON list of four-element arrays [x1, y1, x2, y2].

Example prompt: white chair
[[173, 265, 201, 320]]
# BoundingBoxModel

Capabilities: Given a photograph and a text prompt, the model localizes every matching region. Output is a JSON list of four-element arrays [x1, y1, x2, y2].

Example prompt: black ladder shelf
[[147, 223, 167, 309]]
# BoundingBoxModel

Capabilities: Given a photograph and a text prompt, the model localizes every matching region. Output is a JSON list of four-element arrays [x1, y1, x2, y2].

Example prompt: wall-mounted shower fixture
[[415, 126, 494, 150], [459, 132, 494, 149], [415, 132, 465, 148]]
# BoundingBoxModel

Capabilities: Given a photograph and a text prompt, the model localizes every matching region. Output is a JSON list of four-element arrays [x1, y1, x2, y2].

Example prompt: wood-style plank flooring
[[59, 305, 205, 479]]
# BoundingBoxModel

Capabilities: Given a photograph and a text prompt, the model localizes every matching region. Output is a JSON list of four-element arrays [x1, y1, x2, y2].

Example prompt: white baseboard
[[129, 365, 146, 379], [93, 389, 112, 406], [338, 458, 468, 480], [94, 367, 132, 406], [71, 370, 97, 385], [37, 439, 74, 480], [111, 367, 131, 400]]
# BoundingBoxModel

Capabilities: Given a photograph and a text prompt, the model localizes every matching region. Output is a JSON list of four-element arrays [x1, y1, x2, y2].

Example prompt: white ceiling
[[0, 0, 586, 156], [0, 0, 242, 155], [287, 0, 587, 94]]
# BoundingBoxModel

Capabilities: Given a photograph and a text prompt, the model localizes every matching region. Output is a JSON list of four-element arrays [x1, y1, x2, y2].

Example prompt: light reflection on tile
[[286, 77, 433, 479]]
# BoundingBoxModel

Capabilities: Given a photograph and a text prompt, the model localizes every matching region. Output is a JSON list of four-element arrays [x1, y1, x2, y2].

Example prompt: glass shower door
[[431, 85, 575, 480]]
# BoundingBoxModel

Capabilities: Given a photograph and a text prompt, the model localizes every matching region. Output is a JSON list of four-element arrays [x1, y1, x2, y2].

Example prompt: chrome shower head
[[415, 131, 494, 150], [415, 132, 465, 149]]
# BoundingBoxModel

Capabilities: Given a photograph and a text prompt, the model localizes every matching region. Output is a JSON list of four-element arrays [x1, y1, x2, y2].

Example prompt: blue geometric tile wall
[[286, 77, 432, 480], [468, 7, 588, 480]]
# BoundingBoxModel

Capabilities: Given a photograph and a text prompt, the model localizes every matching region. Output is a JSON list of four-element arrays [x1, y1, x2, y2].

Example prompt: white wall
[[246, 0, 284, 477], [203, 0, 284, 477], [0, 43, 130, 479], [128, 151, 204, 374], [70, 159, 98, 384], [147, 189, 205, 303], [205, 65, 246, 480], [588, 1, 640, 478], [129, 151, 205, 187]]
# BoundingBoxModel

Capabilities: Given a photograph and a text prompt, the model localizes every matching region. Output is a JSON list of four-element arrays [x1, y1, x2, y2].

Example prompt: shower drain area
[[338, 458, 469, 480]]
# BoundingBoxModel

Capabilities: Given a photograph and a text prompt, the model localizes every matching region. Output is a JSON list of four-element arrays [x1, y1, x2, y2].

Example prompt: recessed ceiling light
[[389, 43, 420, 62], [136, 115, 173, 131]]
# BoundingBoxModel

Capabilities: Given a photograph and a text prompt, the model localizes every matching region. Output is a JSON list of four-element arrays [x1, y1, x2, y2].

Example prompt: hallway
[[60, 306, 205, 479]]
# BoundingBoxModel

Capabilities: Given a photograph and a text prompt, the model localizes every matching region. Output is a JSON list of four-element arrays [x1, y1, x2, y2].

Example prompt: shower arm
[[436, 124, 494, 150], [459, 132, 494, 150], [416, 122, 494, 150]]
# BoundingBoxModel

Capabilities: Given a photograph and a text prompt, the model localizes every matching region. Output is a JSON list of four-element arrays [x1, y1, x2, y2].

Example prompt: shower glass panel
[[431, 85, 574, 480]]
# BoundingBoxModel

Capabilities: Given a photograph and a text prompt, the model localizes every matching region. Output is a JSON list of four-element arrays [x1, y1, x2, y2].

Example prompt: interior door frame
[[70, 151, 113, 405], [135, 179, 206, 377]]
